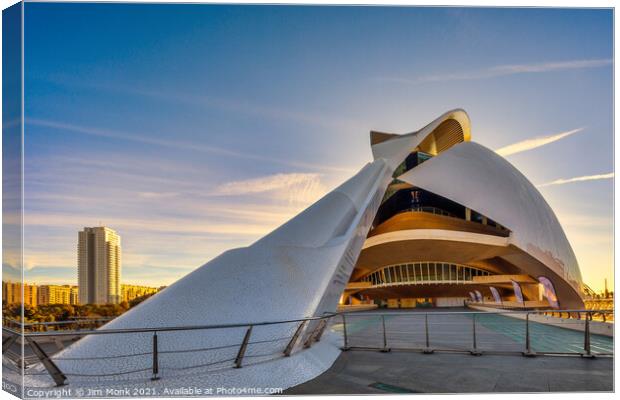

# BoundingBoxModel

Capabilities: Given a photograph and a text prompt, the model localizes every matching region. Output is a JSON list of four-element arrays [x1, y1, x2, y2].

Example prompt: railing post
[[304, 319, 327, 348], [341, 314, 350, 351], [151, 332, 160, 380], [234, 325, 253, 368], [26, 337, 67, 387], [582, 312, 594, 358], [314, 319, 329, 342], [380, 315, 390, 352], [283, 320, 307, 357], [470, 313, 481, 356], [522, 312, 536, 357], [423, 313, 433, 354]]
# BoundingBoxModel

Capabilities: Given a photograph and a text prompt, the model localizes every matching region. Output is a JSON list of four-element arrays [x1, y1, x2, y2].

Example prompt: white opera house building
[[31, 109, 585, 391]]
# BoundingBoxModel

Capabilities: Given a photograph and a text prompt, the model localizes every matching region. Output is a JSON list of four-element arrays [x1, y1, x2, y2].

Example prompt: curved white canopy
[[398, 141, 583, 301]]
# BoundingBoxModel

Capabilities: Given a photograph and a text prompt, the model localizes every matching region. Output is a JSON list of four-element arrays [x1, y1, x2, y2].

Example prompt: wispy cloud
[[46, 76, 364, 133], [495, 128, 583, 157], [214, 173, 327, 205], [538, 173, 614, 188], [489, 59, 612, 75], [380, 58, 612, 85], [26, 119, 357, 174], [138, 192, 180, 199]]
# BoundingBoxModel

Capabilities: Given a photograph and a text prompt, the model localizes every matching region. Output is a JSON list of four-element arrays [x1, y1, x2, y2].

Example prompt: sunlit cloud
[[21, 156, 335, 284], [380, 58, 612, 84], [495, 128, 583, 157], [213, 173, 327, 205], [138, 192, 180, 199], [538, 173, 614, 188]]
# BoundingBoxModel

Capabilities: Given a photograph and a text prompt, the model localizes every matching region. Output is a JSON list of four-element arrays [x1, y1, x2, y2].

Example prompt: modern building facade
[[342, 110, 583, 309], [51, 110, 584, 390], [77, 227, 121, 305]]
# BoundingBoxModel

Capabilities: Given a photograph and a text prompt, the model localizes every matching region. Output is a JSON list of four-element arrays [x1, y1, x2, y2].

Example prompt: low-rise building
[[2, 281, 38, 307], [121, 284, 158, 303], [38, 285, 79, 305]]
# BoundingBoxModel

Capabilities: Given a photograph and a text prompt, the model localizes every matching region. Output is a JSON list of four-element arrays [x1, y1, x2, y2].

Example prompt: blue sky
[[18, 4, 613, 290]]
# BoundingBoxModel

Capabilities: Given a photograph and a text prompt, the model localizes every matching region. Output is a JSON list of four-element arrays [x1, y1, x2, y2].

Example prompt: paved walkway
[[287, 308, 613, 393], [286, 349, 613, 393]]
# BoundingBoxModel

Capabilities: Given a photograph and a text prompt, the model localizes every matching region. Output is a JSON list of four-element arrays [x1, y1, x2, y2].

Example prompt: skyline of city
[[8, 5, 613, 291], [2, 280, 161, 307]]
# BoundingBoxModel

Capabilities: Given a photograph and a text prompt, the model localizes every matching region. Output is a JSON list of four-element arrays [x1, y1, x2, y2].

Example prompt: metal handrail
[[340, 309, 613, 360], [2, 309, 613, 388], [2, 312, 337, 387], [8, 312, 336, 338]]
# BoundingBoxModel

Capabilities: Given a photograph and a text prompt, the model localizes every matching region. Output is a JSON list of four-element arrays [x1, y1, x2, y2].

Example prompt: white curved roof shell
[[42, 143, 405, 389], [398, 141, 583, 297]]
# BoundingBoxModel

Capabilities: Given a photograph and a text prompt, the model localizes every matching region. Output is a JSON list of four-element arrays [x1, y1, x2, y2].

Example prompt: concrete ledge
[[337, 304, 378, 312], [468, 304, 614, 337]]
